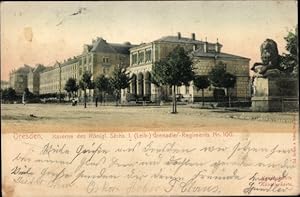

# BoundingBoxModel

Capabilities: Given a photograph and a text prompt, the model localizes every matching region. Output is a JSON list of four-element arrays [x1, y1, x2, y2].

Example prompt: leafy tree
[[209, 63, 236, 107], [110, 65, 131, 105], [193, 75, 210, 106], [2, 88, 17, 102], [94, 74, 112, 105], [152, 46, 194, 113], [24, 88, 35, 100], [281, 26, 298, 75], [79, 71, 94, 108], [64, 78, 79, 100]]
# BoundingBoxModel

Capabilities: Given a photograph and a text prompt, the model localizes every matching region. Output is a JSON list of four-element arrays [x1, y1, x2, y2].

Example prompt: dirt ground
[[1, 103, 298, 133]]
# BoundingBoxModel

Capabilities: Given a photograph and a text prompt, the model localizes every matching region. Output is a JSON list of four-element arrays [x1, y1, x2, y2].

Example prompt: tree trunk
[[228, 88, 231, 108], [101, 91, 104, 105], [84, 90, 87, 108], [172, 85, 177, 113], [174, 86, 177, 113], [115, 90, 119, 106], [103, 92, 106, 106], [95, 95, 98, 107], [202, 89, 204, 107]]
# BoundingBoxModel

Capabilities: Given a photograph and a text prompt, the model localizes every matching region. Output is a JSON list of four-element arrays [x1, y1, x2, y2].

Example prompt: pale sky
[[1, 1, 298, 81]]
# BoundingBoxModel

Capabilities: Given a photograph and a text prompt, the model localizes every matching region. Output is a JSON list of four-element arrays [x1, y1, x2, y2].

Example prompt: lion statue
[[251, 39, 284, 77]]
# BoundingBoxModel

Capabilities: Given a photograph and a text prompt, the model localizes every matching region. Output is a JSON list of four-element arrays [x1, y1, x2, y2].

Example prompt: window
[[103, 68, 108, 74], [145, 50, 152, 62], [132, 54, 138, 65], [138, 51, 144, 64], [103, 57, 109, 63], [186, 86, 189, 94]]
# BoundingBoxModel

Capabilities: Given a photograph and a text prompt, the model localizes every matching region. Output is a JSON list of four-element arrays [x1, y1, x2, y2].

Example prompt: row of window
[[79, 55, 93, 65], [103, 57, 109, 63], [131, 50, 152, 65]]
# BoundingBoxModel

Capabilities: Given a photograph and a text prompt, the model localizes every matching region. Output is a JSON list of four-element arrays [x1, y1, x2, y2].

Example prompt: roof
[[191, 50, 250, 60], [88, 38, 136, 55], [33, 64, 46, 72], [40, 66, 54, 73], [61, 58, 78, 67], [154, 36, 206, 44], [110, 43, 136, 55], [13, 64, 32, 74], [131, 35, 221, 50]]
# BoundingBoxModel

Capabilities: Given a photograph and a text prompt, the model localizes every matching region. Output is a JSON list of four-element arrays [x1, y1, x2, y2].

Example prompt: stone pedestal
[[251, 77, 283, 112]]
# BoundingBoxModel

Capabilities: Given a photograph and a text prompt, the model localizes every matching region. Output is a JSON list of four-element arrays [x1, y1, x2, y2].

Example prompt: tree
[[64, 78, 79, 101], [94, 74, 112, 106], [110, 65, 131, 105], [209, 63, 236, 107], [24, 88, 35, 100], [281, 26, 298, 75], [79, 71, 93, 108], [152, 46, 194, 113], [1, 88, 17, 102], [193, 75, 210, 106]]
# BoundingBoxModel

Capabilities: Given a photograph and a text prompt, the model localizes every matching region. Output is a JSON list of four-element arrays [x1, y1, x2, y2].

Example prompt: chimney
[[204, 37, 208, 53], [177, 32, 181, 39], [215, 38, 221, 53], [191, 33, 196, 40]]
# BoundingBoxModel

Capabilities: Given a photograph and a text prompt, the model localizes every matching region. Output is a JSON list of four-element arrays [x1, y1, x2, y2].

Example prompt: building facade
[[122, 32, 250, 103], [1, 80, 10, 90], [61, 57, 79, 94], [9, 64, 32, 95], [39, 37, 135, 100], [189, 50, 250, 102], [39, 62, 61, 95], [27, 64, 46, 95], [76, 37, 134, 99]]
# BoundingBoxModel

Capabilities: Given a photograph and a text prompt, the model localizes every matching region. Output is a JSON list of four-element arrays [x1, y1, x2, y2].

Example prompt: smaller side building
[[188, 49, 250, 102], [9, 64, 32, 95], [1, 80, 10, 90]]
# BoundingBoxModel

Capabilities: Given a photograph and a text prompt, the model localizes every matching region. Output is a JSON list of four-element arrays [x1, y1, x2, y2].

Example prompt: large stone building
[[61, 57, 79, 92], [76, 37, 135, 100], [39, 62, 61, 95], [27, 64, 46, 95], [122, 32, 250, 103], [9, 64, 32, 95], [39, 37, 135, 100]]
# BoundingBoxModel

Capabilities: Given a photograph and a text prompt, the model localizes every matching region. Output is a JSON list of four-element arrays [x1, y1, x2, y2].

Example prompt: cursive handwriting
[[6, 135, 297, 195]]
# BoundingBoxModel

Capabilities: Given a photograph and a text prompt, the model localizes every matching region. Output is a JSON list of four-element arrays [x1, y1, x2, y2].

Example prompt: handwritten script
[[2, 131, 298, 196]]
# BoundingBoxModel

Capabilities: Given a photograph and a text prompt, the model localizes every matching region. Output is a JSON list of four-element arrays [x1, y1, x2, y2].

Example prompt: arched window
[[131, 74, 137, 95], [145, 72, 151, 96], [137, 73, 144, 96]]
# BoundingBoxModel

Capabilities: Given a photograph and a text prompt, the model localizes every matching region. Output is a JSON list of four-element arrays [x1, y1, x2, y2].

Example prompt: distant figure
[[72, 98, 77, 106], [22, 92, 26, 105]]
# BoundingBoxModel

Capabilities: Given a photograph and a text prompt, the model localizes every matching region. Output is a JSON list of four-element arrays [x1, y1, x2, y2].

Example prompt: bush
[[213, 89, 225, 102]]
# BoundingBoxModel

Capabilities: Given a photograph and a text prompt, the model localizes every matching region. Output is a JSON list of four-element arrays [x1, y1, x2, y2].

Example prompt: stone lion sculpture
[[251, 39, 284, 77]]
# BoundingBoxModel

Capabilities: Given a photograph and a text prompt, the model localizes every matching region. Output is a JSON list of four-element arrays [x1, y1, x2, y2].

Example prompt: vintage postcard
[[1, 1, 299, 196]]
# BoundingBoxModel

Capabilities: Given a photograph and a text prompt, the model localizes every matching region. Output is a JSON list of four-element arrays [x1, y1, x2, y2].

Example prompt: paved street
[[1, 104, 298, 133]]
